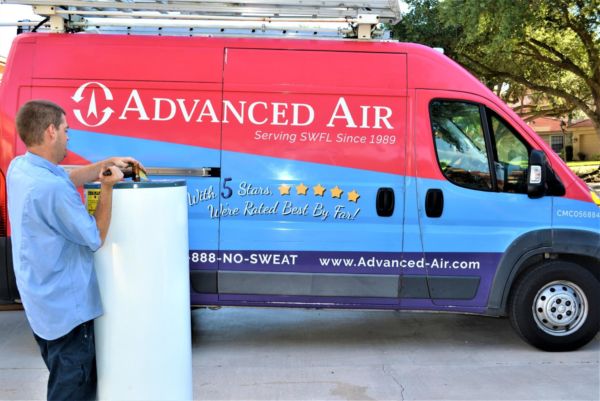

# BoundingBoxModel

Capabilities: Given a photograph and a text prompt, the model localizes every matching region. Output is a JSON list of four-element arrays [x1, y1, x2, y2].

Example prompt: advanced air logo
[[70, 81, 395, 129], [72, 82, 114, 127]]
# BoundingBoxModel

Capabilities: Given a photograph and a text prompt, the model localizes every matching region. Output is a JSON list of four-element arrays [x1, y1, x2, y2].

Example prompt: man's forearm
[[69, 161, 105, 187], [70, 156, 141, 188], [94, 184, 114, 245]]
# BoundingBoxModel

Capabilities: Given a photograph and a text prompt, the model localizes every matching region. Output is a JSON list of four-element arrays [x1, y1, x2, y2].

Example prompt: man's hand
[[69, 156, 146, 187], [99, 165, 124, 187], [109, 157, 147, 174]]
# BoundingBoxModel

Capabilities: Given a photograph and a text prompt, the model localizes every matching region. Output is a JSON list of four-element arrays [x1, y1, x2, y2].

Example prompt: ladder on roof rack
[[0, 0, 401, 39]]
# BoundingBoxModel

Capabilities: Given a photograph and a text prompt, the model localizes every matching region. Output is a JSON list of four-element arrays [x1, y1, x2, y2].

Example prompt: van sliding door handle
[[425, 189, 444, 218], [376, 187, 395, 217]]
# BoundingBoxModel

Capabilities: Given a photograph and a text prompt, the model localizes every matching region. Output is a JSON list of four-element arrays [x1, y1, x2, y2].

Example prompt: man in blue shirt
[[7, 100, 143, 400]]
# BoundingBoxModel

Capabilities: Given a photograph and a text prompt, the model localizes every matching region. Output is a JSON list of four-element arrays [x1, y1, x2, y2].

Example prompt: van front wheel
[[509, 261, 599, 351]]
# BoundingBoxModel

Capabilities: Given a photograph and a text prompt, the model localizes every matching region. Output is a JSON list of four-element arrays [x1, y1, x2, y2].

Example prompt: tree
[[394, 0, 600, 136]]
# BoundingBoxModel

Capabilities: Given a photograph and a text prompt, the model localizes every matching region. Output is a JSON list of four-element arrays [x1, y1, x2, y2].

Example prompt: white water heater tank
[[86, 180, 192, 401]]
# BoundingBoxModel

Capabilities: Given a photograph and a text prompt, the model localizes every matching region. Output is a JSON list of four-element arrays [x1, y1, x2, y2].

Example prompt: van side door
[[218, 48, 408, 305]]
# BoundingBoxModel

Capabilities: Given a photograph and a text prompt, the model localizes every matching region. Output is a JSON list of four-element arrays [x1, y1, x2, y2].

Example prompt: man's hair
[[15, 100, 65, 147]]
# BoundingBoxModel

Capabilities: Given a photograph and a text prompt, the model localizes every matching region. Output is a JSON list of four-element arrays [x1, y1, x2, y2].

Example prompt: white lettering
[[556, 209, 600, 219], [326, 97, 357, 128], [153, 98, 177, 121], [177, 99, 201, 122], [271, 102, 288, 126], [292, 103, 314, 126], [197, 99, 219, 123], [119, 90, 149, 120], [222, 100, 245, 124], [373, 106, 394, 129], [88, 85, 396, 129], [360, 106, 370, 128], [248, 102, 269, 125]]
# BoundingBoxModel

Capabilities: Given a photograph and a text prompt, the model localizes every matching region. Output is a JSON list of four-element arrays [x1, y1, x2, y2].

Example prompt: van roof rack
[[0, 0, 401, 39]]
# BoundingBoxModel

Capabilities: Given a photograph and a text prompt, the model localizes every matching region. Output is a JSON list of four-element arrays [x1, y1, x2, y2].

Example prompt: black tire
[[508, 261, 599, 351]]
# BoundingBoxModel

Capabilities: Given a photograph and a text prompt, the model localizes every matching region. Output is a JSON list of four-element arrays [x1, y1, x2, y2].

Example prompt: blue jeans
[[34, 321, 97, 401]]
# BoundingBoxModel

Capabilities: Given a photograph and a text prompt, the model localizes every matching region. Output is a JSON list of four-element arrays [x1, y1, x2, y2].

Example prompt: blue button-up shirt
[[7, 152, 103, 340]]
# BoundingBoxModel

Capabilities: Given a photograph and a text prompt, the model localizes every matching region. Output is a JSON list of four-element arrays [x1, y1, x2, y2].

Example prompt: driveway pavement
[[1, 307, 598, 400]]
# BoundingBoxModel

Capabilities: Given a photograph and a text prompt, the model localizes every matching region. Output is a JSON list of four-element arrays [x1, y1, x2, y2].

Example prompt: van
[[0, 33, 598, 351]]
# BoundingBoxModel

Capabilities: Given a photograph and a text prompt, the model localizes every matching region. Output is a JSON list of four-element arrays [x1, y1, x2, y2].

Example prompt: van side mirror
[[527, 150, 547, 199]]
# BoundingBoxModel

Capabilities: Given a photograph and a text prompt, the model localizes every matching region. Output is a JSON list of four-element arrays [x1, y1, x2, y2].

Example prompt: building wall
[[575, 127, 600, 160], [534, 124, 599, 161]]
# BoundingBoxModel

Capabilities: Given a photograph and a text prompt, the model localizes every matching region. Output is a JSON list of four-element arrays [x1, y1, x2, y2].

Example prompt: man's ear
[[45, 124, 57, 143]]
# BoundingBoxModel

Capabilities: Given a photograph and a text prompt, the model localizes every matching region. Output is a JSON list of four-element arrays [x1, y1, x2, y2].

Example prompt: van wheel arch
[[499, 253, 600, 315], [508, 253, 600, 293], [489, 229, 600, 316]]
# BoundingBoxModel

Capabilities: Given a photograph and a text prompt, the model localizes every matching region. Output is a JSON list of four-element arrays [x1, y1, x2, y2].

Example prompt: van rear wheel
[[508, 261, 599, 351]]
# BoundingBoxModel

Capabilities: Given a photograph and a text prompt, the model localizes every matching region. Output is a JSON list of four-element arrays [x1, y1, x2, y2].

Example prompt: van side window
[[489, 113, 530, 194], [430, 101, 492, 191]]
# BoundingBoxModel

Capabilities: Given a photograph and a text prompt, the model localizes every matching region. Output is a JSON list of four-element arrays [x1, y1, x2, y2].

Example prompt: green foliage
[[394, 0, 600, 135]]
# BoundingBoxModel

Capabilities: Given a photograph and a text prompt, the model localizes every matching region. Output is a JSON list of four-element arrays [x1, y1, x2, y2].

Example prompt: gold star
[[313, 184, 326, 196], [348, 190, 360, 203], [278, 184, 291, 195], [330, 186, 343, 199], [296, 183, 308, 195]]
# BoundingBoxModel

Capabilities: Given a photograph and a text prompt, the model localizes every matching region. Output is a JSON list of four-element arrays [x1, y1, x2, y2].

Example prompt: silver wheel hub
[[533, 281, 588, 336]]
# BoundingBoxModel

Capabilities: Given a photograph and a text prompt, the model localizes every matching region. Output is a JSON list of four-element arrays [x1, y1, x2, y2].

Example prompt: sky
[[0, 4, 39, 58]]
